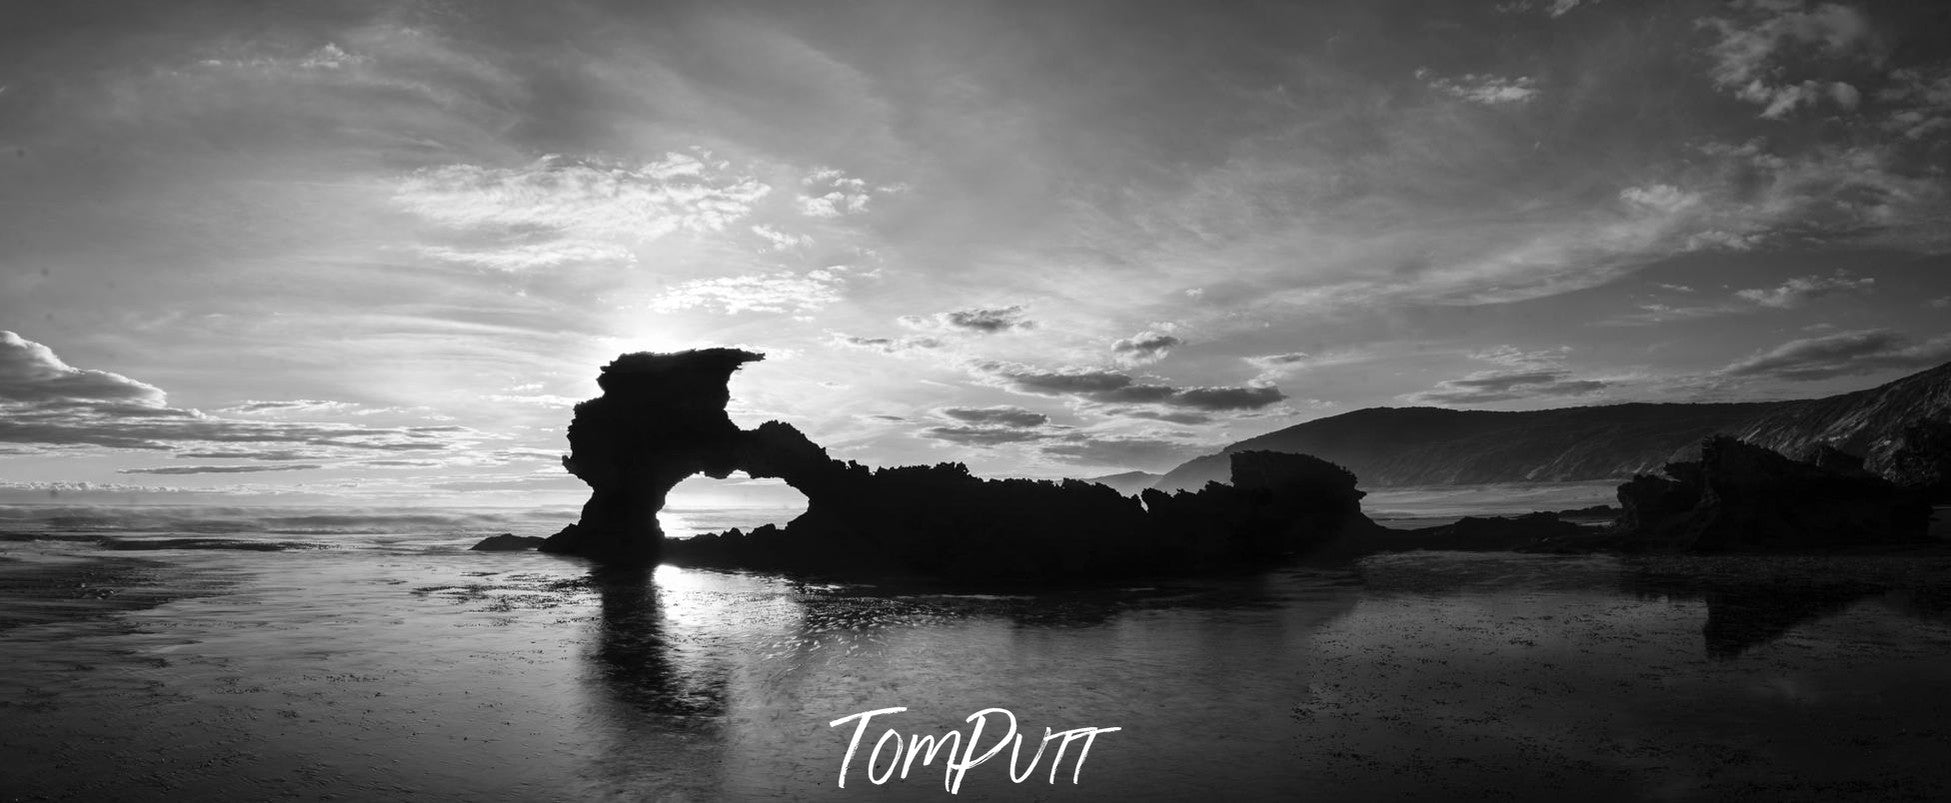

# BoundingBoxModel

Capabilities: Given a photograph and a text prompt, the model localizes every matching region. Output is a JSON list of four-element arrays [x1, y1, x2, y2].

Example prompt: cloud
[[917, 405, 1059, 448], [217, 400, 360, 416], [1402, 346, 1611, 405], [1, 331, 166, 406], [1112, 331, 1182, 365], [176, 450, 322, 462], [1619, 184, 1703, 216], [0, 332, 472, 455], [1494, 0, 1594, 16], [1589, 137, 1951, 271], [919, 425, 1052, 446], [1698, 2, 1876, 119], [796, 166, 886, 217], [394, 152, 769, 267], [1118, 410, 1214, 425], [1718, 329, 1951, 381], [118, 464, 325, 475], [415, 240, 636, 271], [939, 406, 1049, 428], [649, 266, 855, 315], [485, 393, 583, 407], [1733, 271, 1873, 308], [981, 363, 1286, 411], [1877, 67, 1951, 139], [1607, 270, 1877, 324], [1246, 352, 1311, 369], [829, 333, 942, 353], [1040, 435, 1203, 470], [1417, 69, 1540, 105], [1171, 386, 1286, 411], [750, 224, 811, 251], [902, 305, 1037, 334], [990, 366, 1136, 395]]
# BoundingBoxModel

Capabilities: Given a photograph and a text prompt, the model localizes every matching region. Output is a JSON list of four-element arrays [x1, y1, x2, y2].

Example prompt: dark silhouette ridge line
[[487, 349, 1944, 579], [1154, 360, 1951, 493]]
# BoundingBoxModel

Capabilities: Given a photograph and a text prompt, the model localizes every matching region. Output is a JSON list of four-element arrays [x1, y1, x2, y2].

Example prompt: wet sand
[[5, 527, 1951, 800]]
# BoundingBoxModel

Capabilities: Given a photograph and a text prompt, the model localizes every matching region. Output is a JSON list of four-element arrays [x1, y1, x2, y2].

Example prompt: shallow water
[[4, 522, 1951, 801]]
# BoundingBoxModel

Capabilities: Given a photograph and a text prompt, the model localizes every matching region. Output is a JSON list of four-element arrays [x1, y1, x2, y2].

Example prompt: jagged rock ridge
[[1155, 361, 1951, 491]]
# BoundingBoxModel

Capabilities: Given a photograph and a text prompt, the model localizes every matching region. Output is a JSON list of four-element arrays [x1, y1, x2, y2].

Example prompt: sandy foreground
[[6, 524, 1951, 801]]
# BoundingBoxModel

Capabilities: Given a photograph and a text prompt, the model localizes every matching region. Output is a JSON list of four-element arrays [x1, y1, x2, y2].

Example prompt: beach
[[5, 497, 1951, 801]]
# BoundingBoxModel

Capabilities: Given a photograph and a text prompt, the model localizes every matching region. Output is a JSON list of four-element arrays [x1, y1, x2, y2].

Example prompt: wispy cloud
[[1699, 1, 1875, 119], [119, 463, 325, 475], [395, 152, 770, 269], [796, 166, 897, 218], [1402, 346, 1612, 405], [978, 362, 1286, 412], [1717, 329, 1951, 381], [1734, 271, 1873, 308], [828, 333, 942, 354], [1609, 270, 1876, 324], [1417, 69, 1540, 105], [649, 266, 859, 316], [938, 406, 1050, 428], [902, 305, 1037, 334], [1111, 330, 1182, 366], [0, 332, 475, 459]]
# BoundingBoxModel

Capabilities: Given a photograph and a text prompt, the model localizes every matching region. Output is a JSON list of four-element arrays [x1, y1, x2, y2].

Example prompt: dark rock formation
[[1614, 436, 1931, 551], [527, 350, 1941, 573], [670, 446, 1382, 580], [535, 349, 1384, 576], [539, 349, 763, 563], [1155, 361, 1951, 490], [471, 533, 546, 551]]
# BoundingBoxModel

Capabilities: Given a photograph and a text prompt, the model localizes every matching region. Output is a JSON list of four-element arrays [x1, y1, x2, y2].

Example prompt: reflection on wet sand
[[579, 566, 742, 800], [13, 535, 1949, 800], [1357, 552, 1951, 659], [589, 567, 728, 718], [1620, 555, 1951, 659]]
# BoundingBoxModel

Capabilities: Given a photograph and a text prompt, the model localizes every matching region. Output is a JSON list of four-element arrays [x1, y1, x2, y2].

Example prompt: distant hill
[[1076, 471, 1163, 496], [1154, 362, 1951, 491]]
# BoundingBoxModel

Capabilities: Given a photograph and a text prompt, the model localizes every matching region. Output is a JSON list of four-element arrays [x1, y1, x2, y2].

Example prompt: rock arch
[[539, 349, 1385, 576]]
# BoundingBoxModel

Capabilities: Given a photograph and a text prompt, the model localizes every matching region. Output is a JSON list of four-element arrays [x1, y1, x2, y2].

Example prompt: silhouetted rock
[[471, 533, 545, 551], [671, 448, 1382, 580], [539, 349, 763, 564], [1617, 436, 1931, 551], [526, 350, 1940, 575], [533, 349, 1387, 577]]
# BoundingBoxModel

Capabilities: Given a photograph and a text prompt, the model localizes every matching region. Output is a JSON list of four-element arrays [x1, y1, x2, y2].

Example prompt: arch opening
[[662, 471, 809, 539]]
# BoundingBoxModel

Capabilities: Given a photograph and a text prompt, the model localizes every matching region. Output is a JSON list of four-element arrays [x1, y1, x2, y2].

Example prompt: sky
[[1, 0, 1949, 506]]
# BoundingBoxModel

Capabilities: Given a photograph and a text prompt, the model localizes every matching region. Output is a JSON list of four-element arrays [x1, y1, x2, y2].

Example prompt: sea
[[4, 483, 1951, 801]]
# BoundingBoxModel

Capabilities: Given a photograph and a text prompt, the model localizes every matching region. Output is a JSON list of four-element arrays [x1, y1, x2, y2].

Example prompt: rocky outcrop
[[471, 533, 546, 551], [1614, 436, 1931, 551], [526, 351, 1941, 572], [668, 447, 1382, 580], [1155, 361, 1951, 491], [538, 349, 762, 563], [535, 349, 1385, 576]]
